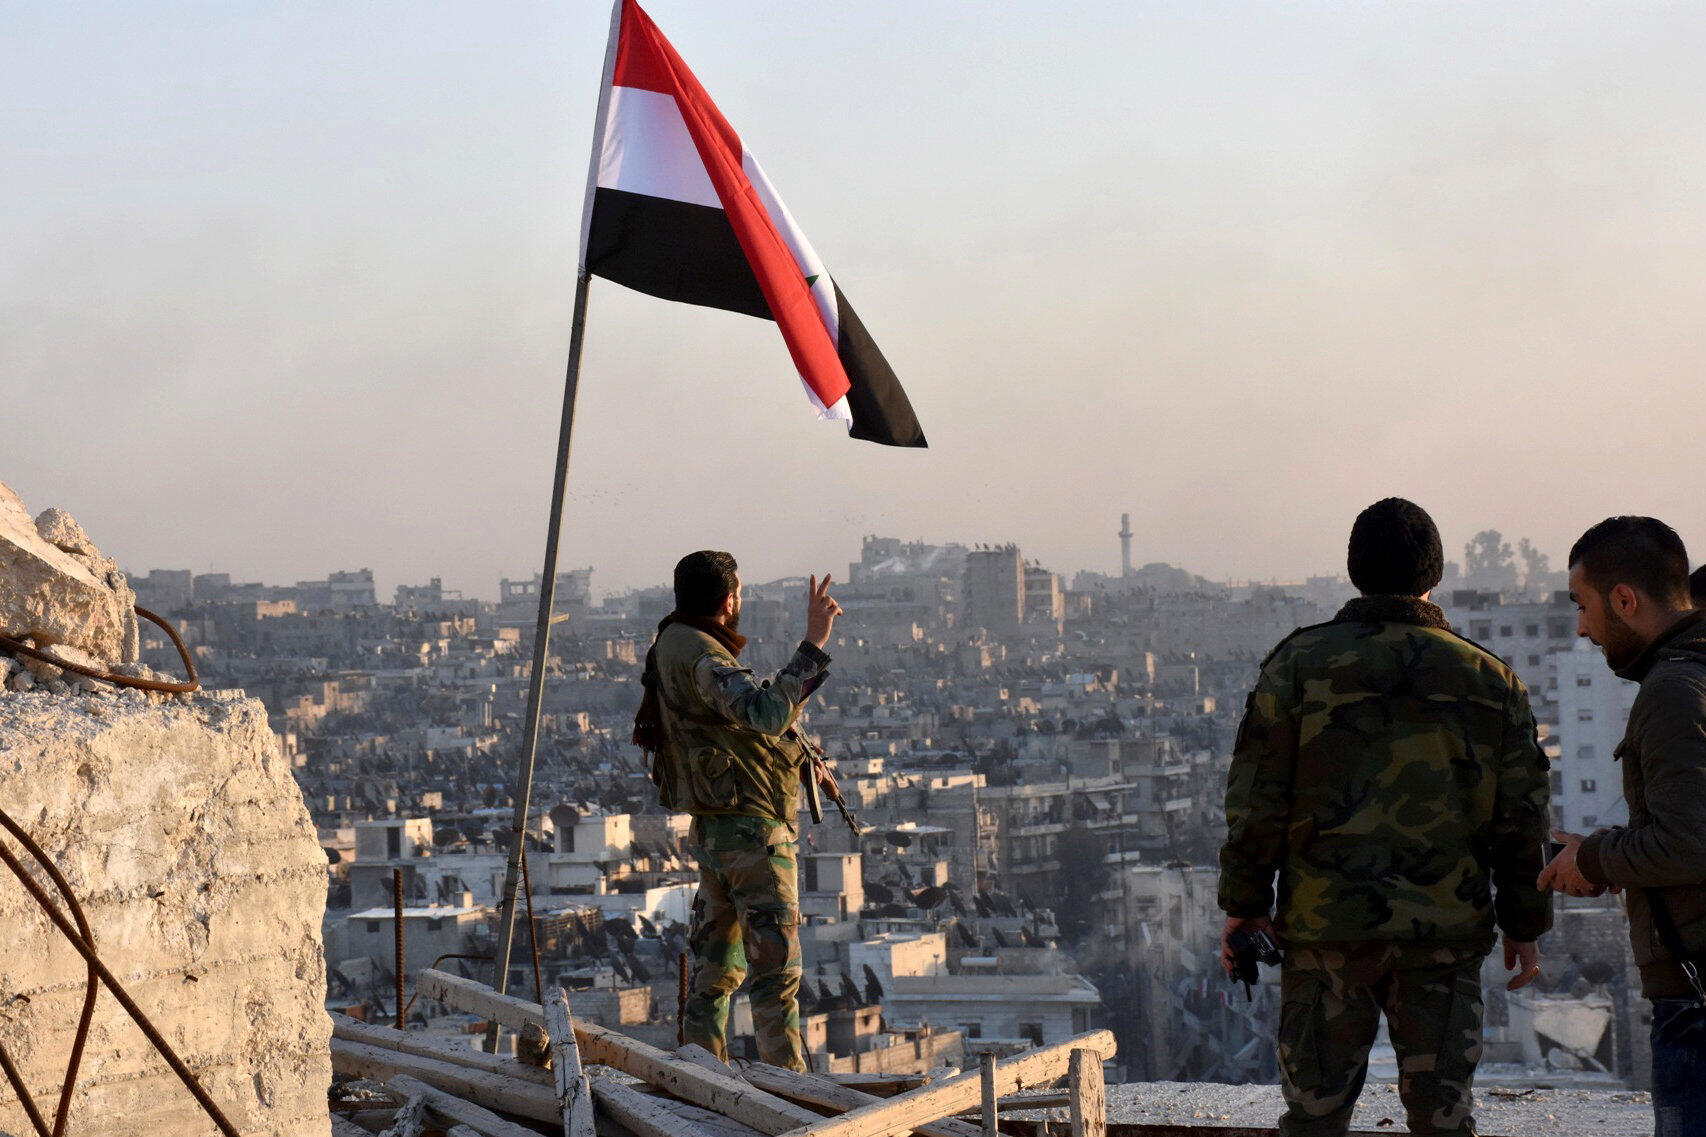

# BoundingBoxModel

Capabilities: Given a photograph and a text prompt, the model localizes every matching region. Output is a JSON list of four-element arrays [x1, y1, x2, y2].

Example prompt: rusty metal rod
[[0, 813, 241, 1137], [519, 846, 545, 1008], [393, 868, 405, 1031], [0, 802, 125, 1137], [401, 954, 491, 1019], [678, 951, 690, 1046], [0, 606, 198, 693], [0, 1043, 50, 1137]]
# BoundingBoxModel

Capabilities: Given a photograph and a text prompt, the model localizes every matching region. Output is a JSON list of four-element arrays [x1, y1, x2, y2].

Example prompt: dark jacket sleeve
[[1578, 667, 1706, 888], [1487, 680, 1552, 941], [1218, 653, 1297, 919]]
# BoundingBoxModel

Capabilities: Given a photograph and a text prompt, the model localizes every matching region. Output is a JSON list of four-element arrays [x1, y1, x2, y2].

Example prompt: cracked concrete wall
[[0, 687, 331, 1137]]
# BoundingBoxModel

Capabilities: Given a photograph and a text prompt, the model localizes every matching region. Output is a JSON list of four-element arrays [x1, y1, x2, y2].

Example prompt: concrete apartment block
[[0, 689, 331, 1137]]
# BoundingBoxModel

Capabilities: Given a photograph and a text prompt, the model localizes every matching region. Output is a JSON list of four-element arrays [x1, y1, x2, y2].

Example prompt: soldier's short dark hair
[[1346, 498, 1443, 597], [1568, 517, 1690, 605], [1692, 565, 1706, 607], [674, 550, 739, 617]]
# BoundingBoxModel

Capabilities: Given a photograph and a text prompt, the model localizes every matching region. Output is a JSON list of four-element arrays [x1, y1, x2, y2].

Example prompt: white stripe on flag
[[741, 151, 851, 424], [597, 85, 720, 209]]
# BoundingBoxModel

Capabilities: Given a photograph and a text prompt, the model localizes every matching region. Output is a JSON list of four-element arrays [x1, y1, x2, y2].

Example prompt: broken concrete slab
[[0, 481, 138, 665], [0, 688, 332, 1137]]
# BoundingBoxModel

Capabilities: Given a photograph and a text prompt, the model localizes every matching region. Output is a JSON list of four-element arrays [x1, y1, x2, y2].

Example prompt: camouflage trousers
[[1277, 942, 1486, 1137], [683, 817, 805, 1071]]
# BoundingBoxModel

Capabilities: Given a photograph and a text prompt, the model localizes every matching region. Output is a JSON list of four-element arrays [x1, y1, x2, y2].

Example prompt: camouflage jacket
[[653, 622, 829, 832], [1219, 595, 1551, 947]]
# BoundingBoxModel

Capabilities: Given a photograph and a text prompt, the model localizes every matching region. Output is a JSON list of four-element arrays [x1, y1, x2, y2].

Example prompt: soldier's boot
[[683, 883, 747, 1060], [744, 902, 806, 1071]]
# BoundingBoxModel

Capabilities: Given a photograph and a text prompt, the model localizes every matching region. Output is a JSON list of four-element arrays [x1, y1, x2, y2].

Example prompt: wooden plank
[[380, 1093, 427, 1137], [954, 1092, 1071, 1114], [718, 1053, 981, 1137], [446, 1127, 487, 1137], [1068, 1049, 1105, 1137], [979, 1054, 998, 1137], [388, 1073, 542, 1137], [588, 1077, 724, 1137], [331, 1012, 552, 1087], [331, 1037, 560, 1125], [331, 1117, 372, 1137], [776, 1030, 1117, 1137], [417, 969, 823, 1135], [824, 1072, 928, 1097], [548, 987, 598, 1137]]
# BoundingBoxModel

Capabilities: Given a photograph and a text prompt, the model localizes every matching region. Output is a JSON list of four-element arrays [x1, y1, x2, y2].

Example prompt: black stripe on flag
[[832, 281, 927, 448], [587, 187, 772, 319]]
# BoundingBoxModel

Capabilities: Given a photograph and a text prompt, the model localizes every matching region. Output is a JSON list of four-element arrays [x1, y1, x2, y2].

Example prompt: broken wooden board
[[548, 987, 597, 1137], [331, 1037, 559, 1125], [387, 1073, 542, 1137], [418, 969, 823, 1135], [331, 1012, 552, 1087], [587, 1075, 728, 1137], [775, 1031, 1116, 1137], [680, 1046, 980, 1137], [824, 1072, 928, 1097], [1069, 1048, 1106, 1137]]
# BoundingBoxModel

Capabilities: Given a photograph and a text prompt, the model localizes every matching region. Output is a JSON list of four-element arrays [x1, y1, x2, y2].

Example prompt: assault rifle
[[791, 728, 862, 837]]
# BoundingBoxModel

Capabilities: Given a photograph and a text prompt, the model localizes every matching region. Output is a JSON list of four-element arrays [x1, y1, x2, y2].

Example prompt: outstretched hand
[[806, 573, 843, 650], [1538, 829, 1605, 897]]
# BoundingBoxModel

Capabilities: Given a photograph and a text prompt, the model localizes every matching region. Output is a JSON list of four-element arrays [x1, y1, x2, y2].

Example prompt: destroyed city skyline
[[6, 1, 1706, 1132]]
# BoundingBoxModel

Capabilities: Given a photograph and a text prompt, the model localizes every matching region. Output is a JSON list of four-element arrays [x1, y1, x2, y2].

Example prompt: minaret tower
[[1119, 513, 1133, 577]]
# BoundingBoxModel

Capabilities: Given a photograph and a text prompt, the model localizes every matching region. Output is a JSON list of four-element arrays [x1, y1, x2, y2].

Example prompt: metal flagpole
[[486, 0, 624, 1042]]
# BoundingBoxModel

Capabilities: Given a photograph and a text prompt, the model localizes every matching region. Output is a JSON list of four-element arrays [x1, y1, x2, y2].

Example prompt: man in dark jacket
[[1220, 498, 1550, 1137], [1541, 517, 1706, 1136]]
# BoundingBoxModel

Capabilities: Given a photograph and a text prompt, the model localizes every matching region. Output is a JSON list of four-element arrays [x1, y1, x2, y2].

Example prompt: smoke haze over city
[[6, 1, 1706, 597]]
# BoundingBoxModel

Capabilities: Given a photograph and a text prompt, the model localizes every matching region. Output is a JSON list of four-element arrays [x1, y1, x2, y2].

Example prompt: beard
[[725, 603, 741, 633], [1598, 606, 1646, 672]]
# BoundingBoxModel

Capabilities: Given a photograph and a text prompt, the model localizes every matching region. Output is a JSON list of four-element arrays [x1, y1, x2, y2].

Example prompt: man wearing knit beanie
[[1219, 498, 1552, 1137]]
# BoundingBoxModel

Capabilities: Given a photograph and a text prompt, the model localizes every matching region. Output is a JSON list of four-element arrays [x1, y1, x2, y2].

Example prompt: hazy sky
[[6, 2, 1705, 600]]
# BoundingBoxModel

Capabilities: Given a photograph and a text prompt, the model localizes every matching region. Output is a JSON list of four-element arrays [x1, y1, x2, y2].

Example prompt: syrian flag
[[583, 0, 927, 448]]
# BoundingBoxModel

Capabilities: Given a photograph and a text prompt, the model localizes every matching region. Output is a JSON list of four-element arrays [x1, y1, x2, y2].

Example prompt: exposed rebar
[[393, 868, 405, 1031], [519, 846, 545, 1008], [0, 606, 198, 694], [0, 810, 240, 1137]]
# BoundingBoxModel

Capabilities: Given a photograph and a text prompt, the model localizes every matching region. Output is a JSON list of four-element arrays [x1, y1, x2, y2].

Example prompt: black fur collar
[[1335, 594, 1450, 630]]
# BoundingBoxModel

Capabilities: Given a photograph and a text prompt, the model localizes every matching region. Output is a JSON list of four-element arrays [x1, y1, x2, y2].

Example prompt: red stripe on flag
[[612, 1, 851, 410]]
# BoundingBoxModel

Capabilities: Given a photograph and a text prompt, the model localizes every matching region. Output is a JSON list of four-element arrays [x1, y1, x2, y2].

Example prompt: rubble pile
[[328, 968, 1115, 1137]]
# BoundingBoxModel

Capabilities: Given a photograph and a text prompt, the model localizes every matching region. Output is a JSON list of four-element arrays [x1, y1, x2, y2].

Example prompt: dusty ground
[[1006, 1079, 1653, 1135]]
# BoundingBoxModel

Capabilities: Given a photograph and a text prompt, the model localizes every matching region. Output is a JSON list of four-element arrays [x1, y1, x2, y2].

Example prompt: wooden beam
[[979, 1054, 997, 1137], [548, 987, 597, 1137], [775, 1030, 1117, 1137], [1068, 1049, 1105, 1137], [417, 969, 824, 1135], [331, 1012, 552, 1087], [824, 1072, 928, 1097], [587, 1077, 725, 1137], [331, 1037, 560, 1125], [718, 1054, 980, 1137], [387, 1073, 542, 1137], [419, 969, 545, 1033]]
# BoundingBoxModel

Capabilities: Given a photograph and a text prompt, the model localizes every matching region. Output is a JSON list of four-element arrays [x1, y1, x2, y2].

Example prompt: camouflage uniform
[[1219, 595, 1550, 1136], [652, 621, 827, 1071]]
